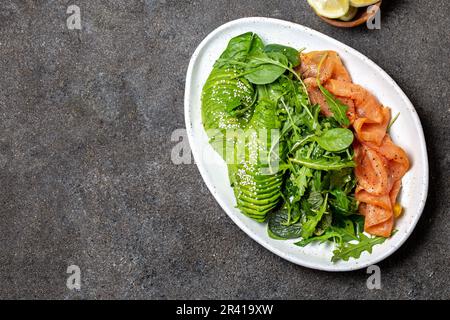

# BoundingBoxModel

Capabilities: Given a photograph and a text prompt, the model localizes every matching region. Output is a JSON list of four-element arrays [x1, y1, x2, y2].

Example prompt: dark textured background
[[0, 0, 448, 299]]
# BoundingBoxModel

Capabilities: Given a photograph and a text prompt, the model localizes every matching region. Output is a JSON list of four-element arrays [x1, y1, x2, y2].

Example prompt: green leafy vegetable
[[307, 191, 323, 210], [331, 233, 387, 262], [288, 166, 312, 201], [387, 112, 400, 131], [317, 82, 350, 127], [290, 156, 355, 171], [295, 230, 342, 247], [264, 44, 300, 67], [268, 208, 302, 240], [330, 219, 359, 242], [329, 168, 354, 192], [315, 211, 332, 236], [215, 32, 264, 68], [243, 52, 289, 85], [330, 189, 357, 216], [301, 194, 328, 239], [315, 128, 354, 152]]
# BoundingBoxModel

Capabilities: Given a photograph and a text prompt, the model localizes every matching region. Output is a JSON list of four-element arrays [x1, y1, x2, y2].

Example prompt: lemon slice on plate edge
[[307, 0, 350, 19]]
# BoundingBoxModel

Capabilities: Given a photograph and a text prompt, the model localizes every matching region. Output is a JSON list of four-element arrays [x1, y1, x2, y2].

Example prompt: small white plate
[[184, 17, 429, 271]]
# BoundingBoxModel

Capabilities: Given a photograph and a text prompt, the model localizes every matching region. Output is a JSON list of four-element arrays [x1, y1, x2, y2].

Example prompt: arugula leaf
[[352, 215, 365, 234], [330, 220, 359, 242], [317, 82, 350, 127], [330, 189, 357, 216], [331, 233, 387, 262], [290, 156, 355, 171], [387, 112, 400, 131], [301, 194, 328, 239], [288, 166, 312, 200], [295, 230, 342, 247], [295, 218, 357, 247], [290, 134, 315, 153], [309, 170, 321, 192]]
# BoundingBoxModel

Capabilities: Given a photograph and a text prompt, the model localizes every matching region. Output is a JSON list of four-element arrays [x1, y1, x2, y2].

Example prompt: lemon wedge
[[307, 0, 350, 19], [350, 0, 379, 7], [339, 6, 358, 21]]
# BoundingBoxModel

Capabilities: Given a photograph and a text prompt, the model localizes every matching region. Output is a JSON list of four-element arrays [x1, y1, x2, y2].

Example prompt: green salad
[[201, 32, 386, 262]]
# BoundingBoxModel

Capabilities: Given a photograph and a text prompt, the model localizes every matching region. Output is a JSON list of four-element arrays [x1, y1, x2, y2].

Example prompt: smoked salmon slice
[[353, 106, 390, 146], [299, 50, 410, 238]]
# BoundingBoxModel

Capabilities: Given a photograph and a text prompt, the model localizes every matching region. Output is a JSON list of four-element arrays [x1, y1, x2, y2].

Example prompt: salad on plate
[[201, 32, 409, 262]]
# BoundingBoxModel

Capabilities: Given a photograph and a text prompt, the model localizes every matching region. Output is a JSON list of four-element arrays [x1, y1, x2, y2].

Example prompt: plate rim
[[184, 17, 429, 271]]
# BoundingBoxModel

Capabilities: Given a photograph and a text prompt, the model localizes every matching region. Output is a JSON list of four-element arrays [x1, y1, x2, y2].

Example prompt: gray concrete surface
[[0, 0, 448, 299]]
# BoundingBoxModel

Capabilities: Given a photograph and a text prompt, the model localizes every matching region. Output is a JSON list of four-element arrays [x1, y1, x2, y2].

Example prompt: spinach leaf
[[215, 32, 263, 68], [290, 156, 355, 171], [317, 82, 350, 127], [331, 233, 387, 262], [268, 208, 302, 240], [244, 52, 289, 85], [264, 44, 300, 67], [249, 34, 265, 55], [315, 128, 354, 152]]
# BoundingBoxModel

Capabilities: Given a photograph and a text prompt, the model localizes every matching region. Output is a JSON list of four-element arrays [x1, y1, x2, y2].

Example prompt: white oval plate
[[184, 17, 429, 271]]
